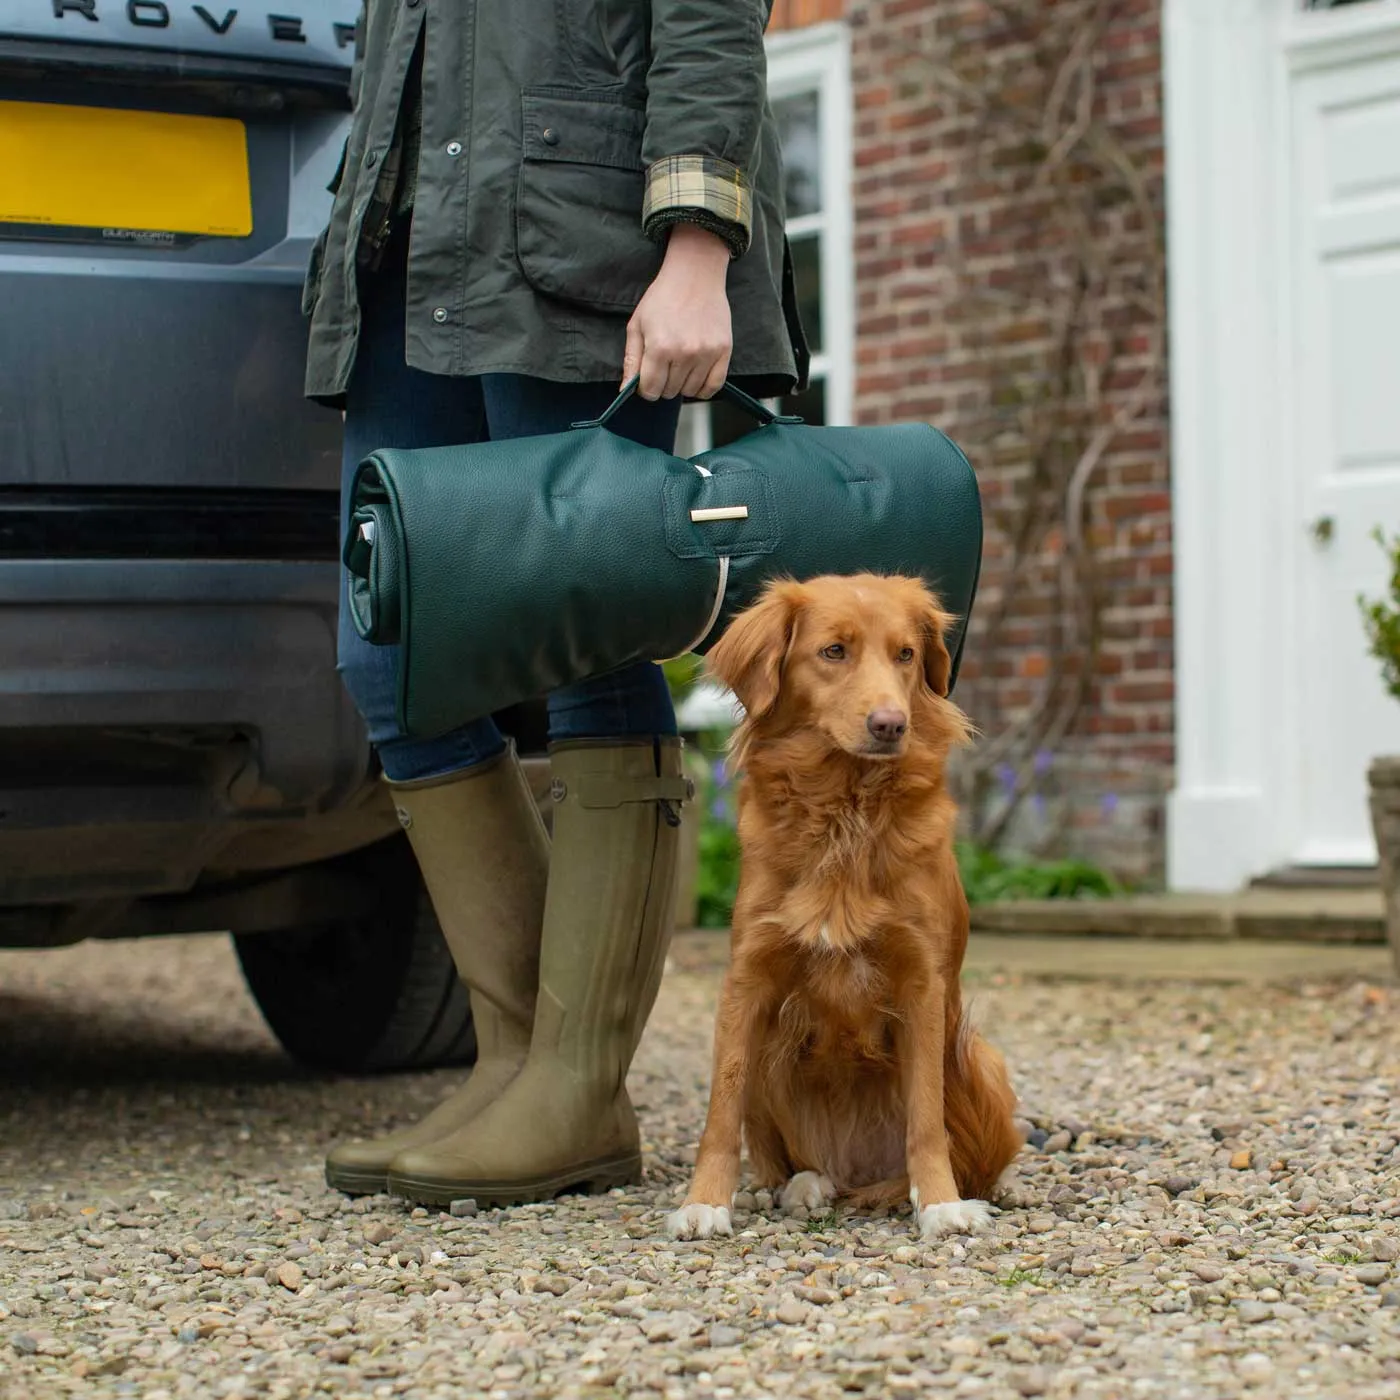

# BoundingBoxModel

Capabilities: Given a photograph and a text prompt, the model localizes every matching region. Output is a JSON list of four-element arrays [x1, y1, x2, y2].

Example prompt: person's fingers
[[669, 355, 705, 400], [622, 317, 644, 390], [678, 356, 714, 400], [698, 349, 731, 401], [663, 355, 700, 400]]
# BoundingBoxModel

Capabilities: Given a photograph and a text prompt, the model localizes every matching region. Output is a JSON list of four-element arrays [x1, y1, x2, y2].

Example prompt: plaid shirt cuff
[[642, 155, 752, 258]]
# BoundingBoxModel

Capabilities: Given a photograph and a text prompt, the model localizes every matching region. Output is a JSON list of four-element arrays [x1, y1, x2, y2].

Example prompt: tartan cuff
[[642, 155, 752, 259]]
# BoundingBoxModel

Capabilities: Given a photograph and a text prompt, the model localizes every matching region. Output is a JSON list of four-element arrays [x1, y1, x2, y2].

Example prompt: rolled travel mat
[[344, 377, 983, 739]]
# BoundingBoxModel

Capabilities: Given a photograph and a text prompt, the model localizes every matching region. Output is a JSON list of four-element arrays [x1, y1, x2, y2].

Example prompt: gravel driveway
[[2, 930, 1398, 1400]]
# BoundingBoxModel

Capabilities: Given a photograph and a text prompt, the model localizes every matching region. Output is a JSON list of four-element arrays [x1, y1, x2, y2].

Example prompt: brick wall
[[769, 0, 846, 28], [840, 0, 1173, 882]]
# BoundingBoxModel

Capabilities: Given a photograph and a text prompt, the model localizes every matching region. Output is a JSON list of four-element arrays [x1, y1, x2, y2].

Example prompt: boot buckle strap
[[556, 775, 695, 810]]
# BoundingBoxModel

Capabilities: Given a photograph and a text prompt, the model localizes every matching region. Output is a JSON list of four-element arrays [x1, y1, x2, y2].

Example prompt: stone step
[[963, 934, 1394, 985], [969, 887, 1386, 944]]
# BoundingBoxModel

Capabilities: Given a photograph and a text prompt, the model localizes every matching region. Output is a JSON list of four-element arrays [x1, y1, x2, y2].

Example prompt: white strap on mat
[[654, 461, 731, 663], [656, 556, 731, 664]]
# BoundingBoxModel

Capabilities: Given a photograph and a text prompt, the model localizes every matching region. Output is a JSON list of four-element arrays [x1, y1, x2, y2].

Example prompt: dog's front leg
[[667, 966, 768, 1241], [903, 977, 994, 1241]]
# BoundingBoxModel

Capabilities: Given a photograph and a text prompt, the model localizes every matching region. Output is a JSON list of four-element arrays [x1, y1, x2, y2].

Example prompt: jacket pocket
[[515, 89, 663, 313]]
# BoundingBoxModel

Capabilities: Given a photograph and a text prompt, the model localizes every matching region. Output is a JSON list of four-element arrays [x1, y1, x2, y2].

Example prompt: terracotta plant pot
[[1368, 756, 1400, 975]]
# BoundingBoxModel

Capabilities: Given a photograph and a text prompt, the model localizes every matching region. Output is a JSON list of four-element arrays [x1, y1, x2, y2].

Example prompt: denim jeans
[[337, 228, 680, 783]]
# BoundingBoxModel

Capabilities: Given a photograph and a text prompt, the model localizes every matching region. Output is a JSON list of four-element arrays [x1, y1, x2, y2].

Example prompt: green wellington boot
[[324, 744, 549, 1195], [385, 737, 693, 1206]]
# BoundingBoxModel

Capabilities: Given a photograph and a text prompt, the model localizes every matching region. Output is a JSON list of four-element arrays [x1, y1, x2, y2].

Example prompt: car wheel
[[232, 837, 475, 1075]]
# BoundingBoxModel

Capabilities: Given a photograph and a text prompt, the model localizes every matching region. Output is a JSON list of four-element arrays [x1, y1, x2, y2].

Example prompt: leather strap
[[558, 774, 696, 810], [571, 375, 804, 432]]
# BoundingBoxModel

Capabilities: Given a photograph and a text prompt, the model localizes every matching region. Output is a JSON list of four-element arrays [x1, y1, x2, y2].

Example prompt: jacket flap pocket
[[663, 468, 780, 561], [522, 89, 646, 171]]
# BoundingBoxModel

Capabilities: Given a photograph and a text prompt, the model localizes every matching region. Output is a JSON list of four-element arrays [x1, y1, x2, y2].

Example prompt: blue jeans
[[338, 231, 680, 783]]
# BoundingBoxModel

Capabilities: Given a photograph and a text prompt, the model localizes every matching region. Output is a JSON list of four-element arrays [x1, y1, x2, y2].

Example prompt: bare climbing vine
[[905, 0, 1167, 848]]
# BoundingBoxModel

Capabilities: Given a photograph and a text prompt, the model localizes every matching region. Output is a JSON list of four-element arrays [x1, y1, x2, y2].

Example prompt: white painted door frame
[[1165, 0, 1400, 891]]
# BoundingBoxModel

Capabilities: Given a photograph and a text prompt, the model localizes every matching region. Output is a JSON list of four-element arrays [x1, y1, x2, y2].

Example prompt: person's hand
[[623, 223, 732, 401]]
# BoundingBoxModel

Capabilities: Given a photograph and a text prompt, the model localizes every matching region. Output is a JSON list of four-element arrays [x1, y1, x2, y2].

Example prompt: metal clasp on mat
[[689, 505, 750, 523]]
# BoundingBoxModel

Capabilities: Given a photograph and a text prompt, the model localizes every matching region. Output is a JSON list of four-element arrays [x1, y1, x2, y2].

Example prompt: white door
[[1291, 45, 1400, 864]]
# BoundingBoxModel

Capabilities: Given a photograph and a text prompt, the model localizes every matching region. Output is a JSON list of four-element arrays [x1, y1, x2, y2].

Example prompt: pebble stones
[[3, 935, 1399, 1400]]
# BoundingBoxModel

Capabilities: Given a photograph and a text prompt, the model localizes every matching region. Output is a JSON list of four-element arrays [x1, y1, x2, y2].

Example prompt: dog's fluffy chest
[[776, 946, 897, 1067], [766, 803, 922, 953]]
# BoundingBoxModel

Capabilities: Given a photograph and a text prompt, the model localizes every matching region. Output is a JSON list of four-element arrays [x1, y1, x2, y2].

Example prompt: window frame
[[766, 19, 854, 429], [675, 19, 853, 456]]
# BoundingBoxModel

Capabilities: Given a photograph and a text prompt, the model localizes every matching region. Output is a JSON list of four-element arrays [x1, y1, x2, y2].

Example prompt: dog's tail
[[945, 1008, 1023, 1200]]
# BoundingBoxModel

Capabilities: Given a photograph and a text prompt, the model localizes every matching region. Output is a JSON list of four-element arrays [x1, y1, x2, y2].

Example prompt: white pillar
[[1164, 0, 1288, 890]]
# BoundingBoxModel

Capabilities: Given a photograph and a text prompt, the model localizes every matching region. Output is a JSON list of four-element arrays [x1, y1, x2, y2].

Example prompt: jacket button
[[446, 140, 462, 157], [432, 307, 448, 324], [541, 127, 560, 146]]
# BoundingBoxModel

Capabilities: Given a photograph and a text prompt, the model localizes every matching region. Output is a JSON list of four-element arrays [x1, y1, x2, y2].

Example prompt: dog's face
[[708, 574, 957, 761]]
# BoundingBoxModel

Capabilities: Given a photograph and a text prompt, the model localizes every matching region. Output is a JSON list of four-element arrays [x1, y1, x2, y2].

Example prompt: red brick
[[845, 0, 1170, 880]]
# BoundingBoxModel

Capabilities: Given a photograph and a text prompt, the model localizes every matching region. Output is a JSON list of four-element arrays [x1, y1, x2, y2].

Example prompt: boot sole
[[386, 1152, 642, 1208], [325, 1162, 390, 1197]]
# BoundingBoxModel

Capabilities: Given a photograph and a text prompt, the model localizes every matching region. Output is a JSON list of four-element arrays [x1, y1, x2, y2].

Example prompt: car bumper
[[0, 558, 394, 906]]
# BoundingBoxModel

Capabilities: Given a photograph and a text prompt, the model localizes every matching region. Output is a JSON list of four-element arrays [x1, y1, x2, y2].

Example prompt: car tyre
[[232, 837, 475, 1074]]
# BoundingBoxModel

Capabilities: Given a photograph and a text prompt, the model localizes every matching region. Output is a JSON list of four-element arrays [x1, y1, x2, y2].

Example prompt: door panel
[[1293, 50, 1400, 864]]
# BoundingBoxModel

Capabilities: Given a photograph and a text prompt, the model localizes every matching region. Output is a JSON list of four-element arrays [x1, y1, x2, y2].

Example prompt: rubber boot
[[385, 737, 692, 1206], [324, 743, 549, 1195]]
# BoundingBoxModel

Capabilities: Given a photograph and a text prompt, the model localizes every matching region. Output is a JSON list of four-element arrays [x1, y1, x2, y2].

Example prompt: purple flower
[[710, 795, 731, 824], [1101, 792, 1120, 817], [1034, 748, 1053, 776], [996, 762, 1017, 797], [1031, 793, 1046, 819], [711, 756, 729, 788]]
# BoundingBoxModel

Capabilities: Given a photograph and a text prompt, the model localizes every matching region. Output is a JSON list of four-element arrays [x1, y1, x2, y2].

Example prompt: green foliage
[[662, 655, 705, 707], [997, 1265, 1045, 1288], [956, 841, 1121, 905], [696, 809, 741, 930], [1359, 528, 1400, 705], [689, 731, 741, 931], [688, 735, 1121, 931]]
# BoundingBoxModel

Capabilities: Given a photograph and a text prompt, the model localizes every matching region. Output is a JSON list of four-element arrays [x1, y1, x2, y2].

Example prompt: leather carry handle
[[571, 374, 805, 431]]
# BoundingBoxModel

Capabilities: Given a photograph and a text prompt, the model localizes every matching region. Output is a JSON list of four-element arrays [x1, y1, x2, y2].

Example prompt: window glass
[[773, 91, 822, 218]]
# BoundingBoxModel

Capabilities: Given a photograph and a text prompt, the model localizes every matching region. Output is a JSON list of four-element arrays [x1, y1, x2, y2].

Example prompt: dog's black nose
[[867, 708, 908, 743]]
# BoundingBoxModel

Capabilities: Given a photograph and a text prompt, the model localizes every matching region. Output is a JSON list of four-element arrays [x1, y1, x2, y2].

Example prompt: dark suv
[[0, 1, 537, 1072]]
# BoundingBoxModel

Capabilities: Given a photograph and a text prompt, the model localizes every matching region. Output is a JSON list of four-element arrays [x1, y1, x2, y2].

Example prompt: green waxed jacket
[[303, 0, 810, 405]]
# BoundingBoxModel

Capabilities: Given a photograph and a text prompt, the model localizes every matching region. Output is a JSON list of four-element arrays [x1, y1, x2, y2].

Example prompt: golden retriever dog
[[667, 574, 1022, 1243]]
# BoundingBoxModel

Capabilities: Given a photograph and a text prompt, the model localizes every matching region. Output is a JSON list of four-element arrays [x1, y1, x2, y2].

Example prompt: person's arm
[[623, 0, 770, 402]]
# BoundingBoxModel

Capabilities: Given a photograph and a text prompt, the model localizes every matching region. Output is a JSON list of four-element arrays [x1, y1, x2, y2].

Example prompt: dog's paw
[[780, 1171, 836, 1212], [916, 1198, 994, 1240], [666, 1203, 733, 1241]]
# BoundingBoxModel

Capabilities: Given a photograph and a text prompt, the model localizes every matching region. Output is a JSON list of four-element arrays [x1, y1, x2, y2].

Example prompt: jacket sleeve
[[641, 0, 770, 259]]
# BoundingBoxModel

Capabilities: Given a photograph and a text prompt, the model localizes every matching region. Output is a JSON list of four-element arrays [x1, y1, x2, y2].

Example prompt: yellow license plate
[[0, 100, 252, 237]]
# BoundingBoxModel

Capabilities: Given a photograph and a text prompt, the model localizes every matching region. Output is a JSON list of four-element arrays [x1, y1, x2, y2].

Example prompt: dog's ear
[[917, 592, 955, 698], [706, 583, 802, 719]]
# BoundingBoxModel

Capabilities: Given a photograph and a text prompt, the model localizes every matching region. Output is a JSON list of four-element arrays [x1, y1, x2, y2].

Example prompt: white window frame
[[766, 20, 855, 429], [676, 20, 854, 459]]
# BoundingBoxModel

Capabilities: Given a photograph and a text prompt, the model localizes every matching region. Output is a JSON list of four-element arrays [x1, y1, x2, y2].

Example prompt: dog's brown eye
[[896, 647, 915, 664], [821, 644, 846, 661]]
